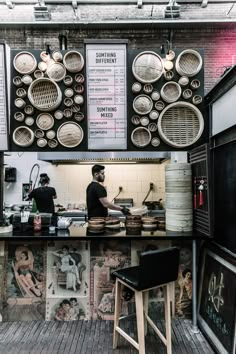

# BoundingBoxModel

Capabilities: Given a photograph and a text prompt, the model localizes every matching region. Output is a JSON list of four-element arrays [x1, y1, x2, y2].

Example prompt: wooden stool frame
[[113, 277, 173, 354]]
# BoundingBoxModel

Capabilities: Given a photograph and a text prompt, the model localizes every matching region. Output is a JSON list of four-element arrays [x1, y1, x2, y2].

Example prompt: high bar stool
[[112, 247, 179, 354]]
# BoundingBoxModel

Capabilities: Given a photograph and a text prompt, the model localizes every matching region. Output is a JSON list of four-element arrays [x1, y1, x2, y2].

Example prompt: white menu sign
[[0, 44, 9, 151], [86, 44, 127, 149]]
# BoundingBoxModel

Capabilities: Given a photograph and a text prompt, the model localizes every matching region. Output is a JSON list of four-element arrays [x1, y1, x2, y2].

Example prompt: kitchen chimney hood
[[37, 151, 170, 164]]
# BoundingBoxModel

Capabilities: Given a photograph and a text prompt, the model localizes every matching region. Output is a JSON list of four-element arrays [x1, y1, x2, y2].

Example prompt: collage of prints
[[0, 240, 193, 322]]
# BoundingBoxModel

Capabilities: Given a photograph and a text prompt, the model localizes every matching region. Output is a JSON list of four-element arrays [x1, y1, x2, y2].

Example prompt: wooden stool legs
[[113, 279, 122, 349], [113, 279, 173, 354]]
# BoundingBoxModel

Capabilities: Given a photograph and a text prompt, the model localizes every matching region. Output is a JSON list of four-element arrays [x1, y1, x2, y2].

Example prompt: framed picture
[[198, 244, 236, 354]]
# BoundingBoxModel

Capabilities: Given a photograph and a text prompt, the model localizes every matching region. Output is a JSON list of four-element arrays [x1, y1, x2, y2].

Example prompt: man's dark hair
[[39, 173, 50, 186], [92, 164, 105, 176]]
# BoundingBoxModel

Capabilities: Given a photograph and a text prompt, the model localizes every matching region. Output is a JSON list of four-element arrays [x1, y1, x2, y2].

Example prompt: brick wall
[[1, 26, 236, 93]]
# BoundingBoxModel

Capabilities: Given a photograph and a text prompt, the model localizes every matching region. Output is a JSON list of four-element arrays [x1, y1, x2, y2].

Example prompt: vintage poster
[[4, 241, 46, 321], [173, 242, 193, 318], [47, 241, 89, 298], [46, 297, 90, 321], [90, 240, 131, 320]]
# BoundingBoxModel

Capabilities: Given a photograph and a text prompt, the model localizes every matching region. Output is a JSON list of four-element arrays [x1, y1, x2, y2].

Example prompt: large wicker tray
[[28, 78, 62, 111], [157, 101, 204, 148]]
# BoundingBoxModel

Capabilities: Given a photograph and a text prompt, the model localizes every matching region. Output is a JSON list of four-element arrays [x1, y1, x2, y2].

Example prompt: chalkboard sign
[[198, 245, 236, 354]]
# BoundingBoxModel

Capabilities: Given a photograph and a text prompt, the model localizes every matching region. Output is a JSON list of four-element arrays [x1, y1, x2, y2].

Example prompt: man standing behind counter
[[86, 165, 130, 219]]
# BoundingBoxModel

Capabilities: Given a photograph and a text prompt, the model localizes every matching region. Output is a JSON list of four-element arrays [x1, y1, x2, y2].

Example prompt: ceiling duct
[[37, 151, 171, 164]]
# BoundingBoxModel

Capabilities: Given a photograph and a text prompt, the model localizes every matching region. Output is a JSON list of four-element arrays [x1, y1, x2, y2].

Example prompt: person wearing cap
[[27, 173, 57, 214], [86, 165, 130, 219]]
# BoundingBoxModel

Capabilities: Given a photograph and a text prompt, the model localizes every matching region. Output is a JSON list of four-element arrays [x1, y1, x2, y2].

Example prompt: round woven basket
[[164, 71, 174, 81], [133, 95, 153, 115], [13, 51, 37, 74], [131, 115, 140, 126], [75, 73, 85, 83], [52, 51, 63, 62], [14, 112, 25, 122], [54, 110, 64, 120], [151, 137, 161, 147], [34, 70, 44, 79], [63, 51, 84, 73], [74, 112, 84, 122], [24, 105, 34, 115], [37, 138, 47, 148], [13, 76, 22, 87], [38, 61, 48, 72], [16, 88, 26, 98], [13, 126, 34, 147], [48, 139, 58, 148], [46, 62, 66, 82], [131, 127, 151, 148], [25, 117, 34, 126], [157, 101, 204, 148], [63, 75, 73, 86], [161, 81, 182, 103], [28, 78, 62, 111], [35, 129, 44, 138], [182, 89, 193, 99], [143, 84, 153, 94], [46, 130, 56, 139], [132, 51, 163, 83], [22, 75, 33, 86], [57, 122, 84, 148], [176, 50, 203, 77], [36, 113, 54, 130], [151, 91, 160, 101], [178, 76, 189, 87], [132, 82, 142, 93]]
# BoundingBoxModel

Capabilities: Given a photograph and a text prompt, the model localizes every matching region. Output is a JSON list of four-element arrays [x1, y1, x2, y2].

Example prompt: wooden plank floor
[[0, 319, 215, 354]]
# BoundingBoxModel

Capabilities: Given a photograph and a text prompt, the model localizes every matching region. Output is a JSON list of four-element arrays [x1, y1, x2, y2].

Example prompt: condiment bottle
[[34, 211, 42, 231]]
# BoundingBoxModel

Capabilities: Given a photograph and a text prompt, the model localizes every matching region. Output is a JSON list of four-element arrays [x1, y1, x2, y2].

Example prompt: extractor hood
[[37, 151, 170, 164]]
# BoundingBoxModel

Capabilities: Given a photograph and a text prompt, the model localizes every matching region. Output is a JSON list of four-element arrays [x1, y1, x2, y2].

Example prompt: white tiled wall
[[4, 152, 169, 207]]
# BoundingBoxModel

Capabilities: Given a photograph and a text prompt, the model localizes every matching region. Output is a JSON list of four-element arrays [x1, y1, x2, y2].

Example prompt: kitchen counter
[[0, 224, 211, 240]]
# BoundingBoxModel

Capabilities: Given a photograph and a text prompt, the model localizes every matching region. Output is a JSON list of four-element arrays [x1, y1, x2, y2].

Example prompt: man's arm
[[99, 197, 122, 211]]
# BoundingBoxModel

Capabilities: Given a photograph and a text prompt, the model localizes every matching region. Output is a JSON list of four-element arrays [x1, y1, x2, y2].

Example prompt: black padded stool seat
[[112, 247, 180, 354]]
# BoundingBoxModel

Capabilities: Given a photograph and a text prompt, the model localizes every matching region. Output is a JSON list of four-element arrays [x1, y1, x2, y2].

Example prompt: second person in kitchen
[[27, 173, 57, 224], [86, 164, 130, 219]]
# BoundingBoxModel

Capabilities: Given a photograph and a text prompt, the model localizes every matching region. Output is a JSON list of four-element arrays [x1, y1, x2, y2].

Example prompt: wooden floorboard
[[0, 319, 216, 354]]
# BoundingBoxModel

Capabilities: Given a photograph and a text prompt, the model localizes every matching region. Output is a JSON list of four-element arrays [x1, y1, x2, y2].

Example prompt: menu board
[[86, 43, 127, 150], [0, 44, 9, 151]]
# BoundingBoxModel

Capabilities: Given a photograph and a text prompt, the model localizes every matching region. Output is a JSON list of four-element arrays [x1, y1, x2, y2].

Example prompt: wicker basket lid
[[36, 113, 54, 130], [157, 101, 204, 148], [14, 112, 25, 122], [35, 129, 44, 138], [13, 126, 34, 147], [46, 62, 66, 82], [57, 122, 84, 148], [176, 50, 203, 77], [13, 51, 37, 74], [133, 95, 153, 115], [63, 51, 84, 73], [132, 51, 163, 84], [131, 127, 151, 148], [37, 138, 47, 148], [46, 130, 56, 139], [74, 112, 84, 122], [38, 61, 48, 72], [25, 117, 34, 126], [160, 81, 182, 103], [48, 139, 58, 148], [52, 50, 63, 62], [28, 78, 62, 111], [131, 115, 140, 126]]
